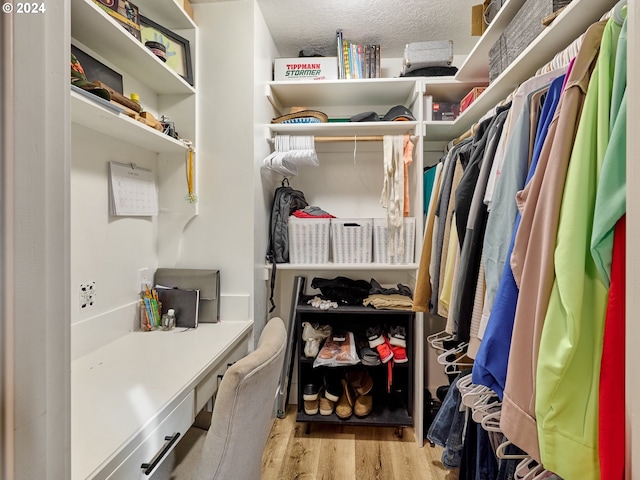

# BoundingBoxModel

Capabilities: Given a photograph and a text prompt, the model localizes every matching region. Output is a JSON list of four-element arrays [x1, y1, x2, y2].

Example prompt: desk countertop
[[71, 320, 253, 480]]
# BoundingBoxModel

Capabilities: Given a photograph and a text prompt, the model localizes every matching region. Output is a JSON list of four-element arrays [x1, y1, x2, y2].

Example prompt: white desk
[[71, 321, 253, 480]]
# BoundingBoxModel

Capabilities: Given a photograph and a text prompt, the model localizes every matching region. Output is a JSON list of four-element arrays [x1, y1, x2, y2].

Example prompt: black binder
[[156, 286, 200, 328]]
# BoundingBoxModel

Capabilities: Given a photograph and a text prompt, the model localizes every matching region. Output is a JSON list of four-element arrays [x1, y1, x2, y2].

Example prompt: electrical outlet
[[138, 267, 151, 293], [79, 282, 96, 309]]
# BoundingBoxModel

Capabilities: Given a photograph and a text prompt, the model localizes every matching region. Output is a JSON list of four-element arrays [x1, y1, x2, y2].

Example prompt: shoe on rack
[[303, 382, 320, 401], [354, 394, 373, 418], [346, 368, 373, 396], [304, 398, 319, 415], [388, 325, 407, 348], [302, 322, 332, 358], [376, 335, 394, 364], [356, 335, 381, 366], [365, 324, 385, 348], [390, 344, 408, 363], [335, 379, 355, 419], [319, 392, 335, 416], [323, 370, 343, 402]]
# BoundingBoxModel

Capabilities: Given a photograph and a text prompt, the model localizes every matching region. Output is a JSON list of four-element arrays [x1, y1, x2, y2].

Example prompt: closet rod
[[270, 135, 418, 143]]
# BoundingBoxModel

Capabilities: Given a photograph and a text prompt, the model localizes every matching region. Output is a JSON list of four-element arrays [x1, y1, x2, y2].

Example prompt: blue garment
[[427, 373, 468, 469], [472, 74, 566, 398]]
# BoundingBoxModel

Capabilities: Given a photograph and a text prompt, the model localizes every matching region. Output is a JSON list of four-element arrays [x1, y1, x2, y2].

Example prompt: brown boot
[[354, 394, 373, 418], [335, 379, 355, 419]]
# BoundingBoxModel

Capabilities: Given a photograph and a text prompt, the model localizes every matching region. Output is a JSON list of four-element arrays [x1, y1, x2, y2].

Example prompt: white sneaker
[[302, 322, 332, 358]]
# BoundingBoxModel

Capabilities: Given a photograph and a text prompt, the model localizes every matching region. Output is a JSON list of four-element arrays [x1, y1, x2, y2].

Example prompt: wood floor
[[261, 405, 459, 480]]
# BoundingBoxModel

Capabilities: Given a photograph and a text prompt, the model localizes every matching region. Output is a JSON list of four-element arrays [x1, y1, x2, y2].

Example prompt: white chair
[[155, 317, 287, 480]]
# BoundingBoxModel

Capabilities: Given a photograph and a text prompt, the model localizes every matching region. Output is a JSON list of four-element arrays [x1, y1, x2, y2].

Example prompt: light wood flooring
[[261, 405, 458, 480]]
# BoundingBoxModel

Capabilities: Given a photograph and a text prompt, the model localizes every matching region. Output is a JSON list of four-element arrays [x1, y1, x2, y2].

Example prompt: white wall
[[254, 1, 281, 335], [4, 1, 71, 478], [178, 1, 255, 326]]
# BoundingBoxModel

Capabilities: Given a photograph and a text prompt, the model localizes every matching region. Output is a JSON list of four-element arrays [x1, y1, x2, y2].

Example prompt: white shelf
[[267, 78, 422, 111], [71, 0, 195, 95], [424, 0, 616, 142], [267, 263, 419, 271], [70, 89, 188, 154], [134, 0, 195, 29], [268, 121, 419, 137], [455, 0, 527, 82]]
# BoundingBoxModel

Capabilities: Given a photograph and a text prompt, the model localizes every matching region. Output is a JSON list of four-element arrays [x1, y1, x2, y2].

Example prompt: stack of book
[[336, 30, 381, 79]]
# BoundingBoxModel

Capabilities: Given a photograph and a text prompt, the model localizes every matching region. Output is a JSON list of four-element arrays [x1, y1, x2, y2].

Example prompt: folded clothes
[[293, 206, 335, 218], [369, 278, 413, 298], [363, 293, 414, 310]]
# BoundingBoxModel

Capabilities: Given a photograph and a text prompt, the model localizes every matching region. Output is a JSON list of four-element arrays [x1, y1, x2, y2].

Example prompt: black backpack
[[267, 178, 308, 311]]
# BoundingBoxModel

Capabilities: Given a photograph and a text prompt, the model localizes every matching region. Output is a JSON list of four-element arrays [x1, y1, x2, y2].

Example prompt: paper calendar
[[109, 161, 158, 216]]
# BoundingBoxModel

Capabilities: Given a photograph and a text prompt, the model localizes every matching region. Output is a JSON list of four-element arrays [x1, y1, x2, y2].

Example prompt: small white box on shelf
[[331, 218, 373, 264], [373, 218, 416, 264], [288, 217, 331, 264]]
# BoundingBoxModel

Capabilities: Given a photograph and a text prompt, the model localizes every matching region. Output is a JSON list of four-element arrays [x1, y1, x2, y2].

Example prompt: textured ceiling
[[256, 0, 480, 59]]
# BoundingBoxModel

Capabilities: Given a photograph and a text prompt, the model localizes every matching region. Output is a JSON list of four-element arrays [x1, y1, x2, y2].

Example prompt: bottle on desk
[[162, 309, 176, 331]]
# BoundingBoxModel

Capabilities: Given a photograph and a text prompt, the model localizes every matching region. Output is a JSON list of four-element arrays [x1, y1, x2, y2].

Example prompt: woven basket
[[489, 0, 573, 81]]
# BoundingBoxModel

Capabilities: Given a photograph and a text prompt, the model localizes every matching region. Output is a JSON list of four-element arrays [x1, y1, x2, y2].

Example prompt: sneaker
[[303, 382, 320, 401], [319, 393, 335, 416], [302, 322, 332, 358], [376, 335, 394, 364], [366, 325, 384, 348], [335, 379, 355, 419], [354, 394, 373, 418], [323, 370, 343, 402], [390, 344, 408, 363], [346, 368, 373, 396], [388, 325, 407, 348], [304, 398, 319, 415], [356, 335, 381, 366]]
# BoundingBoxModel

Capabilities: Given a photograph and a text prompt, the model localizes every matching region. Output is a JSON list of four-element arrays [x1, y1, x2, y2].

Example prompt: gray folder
[[155, 268, 220, 323]]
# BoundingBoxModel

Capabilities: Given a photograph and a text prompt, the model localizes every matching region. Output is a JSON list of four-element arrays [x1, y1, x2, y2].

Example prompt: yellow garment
[[412, 163, 443, 312], [438, 213, 460, 316]]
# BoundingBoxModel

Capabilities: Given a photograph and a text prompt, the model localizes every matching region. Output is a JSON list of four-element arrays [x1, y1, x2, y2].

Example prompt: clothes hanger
[[427, 330, 456, 351], [613, 0, 627, 23], [480, 409, 502, 432], [514, 458, 544, 480], [436, 341, 469, 366], [495, 440, 529, 460]]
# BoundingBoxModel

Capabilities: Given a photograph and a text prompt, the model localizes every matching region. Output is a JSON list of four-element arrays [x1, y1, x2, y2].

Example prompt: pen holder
[[140, 299, 162, 331]]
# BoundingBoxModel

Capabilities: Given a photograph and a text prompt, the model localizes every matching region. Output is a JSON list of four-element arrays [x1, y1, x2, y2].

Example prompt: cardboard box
[[181, 0, 194, 20], [460, 86, 487, 113], [274, 57, 338, 81], [471, 4, 486, 36]]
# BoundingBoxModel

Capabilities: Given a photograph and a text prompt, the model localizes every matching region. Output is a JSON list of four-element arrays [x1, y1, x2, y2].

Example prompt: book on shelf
[[336, 30, 381, 79]]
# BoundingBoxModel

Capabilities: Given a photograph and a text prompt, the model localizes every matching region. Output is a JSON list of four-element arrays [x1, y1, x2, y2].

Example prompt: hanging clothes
[[479, 68, 565, 341], [413, 162, 443, 312], [381, 135, 407, 255], [472, 74, 564, 399], [499, 20, 606, 463], [450, 105, 511, 343], [591, 14, 627, 479], [535, 15, 623, 479]]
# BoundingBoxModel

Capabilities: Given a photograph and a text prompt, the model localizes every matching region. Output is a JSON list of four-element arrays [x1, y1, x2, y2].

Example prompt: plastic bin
[[330, 218, 373, 263], [373, 217, 416, 264], [288, 217, 331, 264]]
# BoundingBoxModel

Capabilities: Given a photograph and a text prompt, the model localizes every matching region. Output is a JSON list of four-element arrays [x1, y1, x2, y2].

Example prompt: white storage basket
[[330, 218, 373, 263], [288, 217, 331, 264], [373, 217, 416, 264]]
